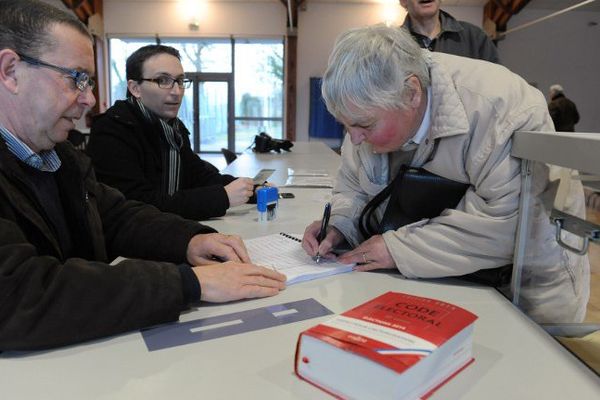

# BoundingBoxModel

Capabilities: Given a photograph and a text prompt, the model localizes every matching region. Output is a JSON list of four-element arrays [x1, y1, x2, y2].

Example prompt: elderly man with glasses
[[0, 0, 285, 351], [87, 45, 257, 220]]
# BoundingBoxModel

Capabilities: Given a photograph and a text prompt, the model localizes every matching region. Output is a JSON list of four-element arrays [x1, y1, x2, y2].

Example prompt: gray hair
[[322, 24, 430, 122], [550, 84, 564, 94], [0, 0, 92, 58]]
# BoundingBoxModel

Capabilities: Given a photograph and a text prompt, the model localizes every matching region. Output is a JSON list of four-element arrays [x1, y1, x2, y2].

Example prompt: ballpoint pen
[[315, 202, 331, 264]]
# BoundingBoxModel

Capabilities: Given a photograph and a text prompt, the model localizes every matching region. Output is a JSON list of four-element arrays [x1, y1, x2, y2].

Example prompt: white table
[[1, 142, 599, 399], [223, 141, 340, 187]]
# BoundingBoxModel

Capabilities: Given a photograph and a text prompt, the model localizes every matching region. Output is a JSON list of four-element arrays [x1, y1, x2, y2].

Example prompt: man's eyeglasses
[[17, 53, 96, 92], [140, 76, 192, 90]]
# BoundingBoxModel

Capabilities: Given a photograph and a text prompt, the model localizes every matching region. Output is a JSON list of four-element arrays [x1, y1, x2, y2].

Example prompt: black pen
[[315, 202, 331, 264]]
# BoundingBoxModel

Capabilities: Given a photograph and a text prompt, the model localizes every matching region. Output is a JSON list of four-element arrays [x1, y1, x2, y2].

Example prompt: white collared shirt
[[401, 86, 432, 151], [0, 124, 61, 172]]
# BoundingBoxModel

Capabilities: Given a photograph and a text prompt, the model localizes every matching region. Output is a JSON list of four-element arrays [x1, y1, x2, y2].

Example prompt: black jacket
[[87, 100, 236, 220], [403, 10, 500, 64], [549, 93, 580, 132], [0, 140, 213, 350]]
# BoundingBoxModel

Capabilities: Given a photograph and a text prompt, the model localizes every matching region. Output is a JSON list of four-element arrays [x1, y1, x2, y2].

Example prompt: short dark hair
[[0, 0, 92, 58], [125, 45, 181, 98]]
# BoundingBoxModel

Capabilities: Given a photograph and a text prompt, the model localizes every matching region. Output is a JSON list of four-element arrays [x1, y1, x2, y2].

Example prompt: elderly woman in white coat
[[302, 24, 589, 323]]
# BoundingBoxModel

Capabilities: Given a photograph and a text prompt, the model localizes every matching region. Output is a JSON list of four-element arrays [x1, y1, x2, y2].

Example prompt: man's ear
[[405, 75, 423, 109], [0, 49, 21, 95], [127, 79, 142, 99]]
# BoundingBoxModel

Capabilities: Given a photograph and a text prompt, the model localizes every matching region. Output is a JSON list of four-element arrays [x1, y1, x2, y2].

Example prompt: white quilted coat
[[330, 51, 589, 323]]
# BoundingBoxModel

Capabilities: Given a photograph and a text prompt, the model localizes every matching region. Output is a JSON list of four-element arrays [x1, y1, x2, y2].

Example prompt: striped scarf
[[130, 97, 183, 196]]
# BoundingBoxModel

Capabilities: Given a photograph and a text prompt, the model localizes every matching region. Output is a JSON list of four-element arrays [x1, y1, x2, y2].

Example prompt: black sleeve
[[90, 179, 216, 262], [478, 37, 500, 64], [178, 263, 201, 303], [0, 168, 217, 351], [0, 217, 185, 351], [548, 101, 560, 130], [88, 116, 234, 220]]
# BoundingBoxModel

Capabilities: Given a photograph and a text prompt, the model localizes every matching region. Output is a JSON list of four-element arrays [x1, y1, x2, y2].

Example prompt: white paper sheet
[[245, 233, 354, 285]]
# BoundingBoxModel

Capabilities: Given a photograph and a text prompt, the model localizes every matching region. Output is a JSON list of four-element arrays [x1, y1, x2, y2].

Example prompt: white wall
[[498, 8, 600, 132], [101, 1, 599, 141], [104, 0, 286, 37]]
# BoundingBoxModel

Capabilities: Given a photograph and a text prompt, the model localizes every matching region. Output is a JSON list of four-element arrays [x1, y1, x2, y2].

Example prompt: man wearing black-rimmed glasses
[[88, 45, 257, 220], [0, 0, 285, 351]]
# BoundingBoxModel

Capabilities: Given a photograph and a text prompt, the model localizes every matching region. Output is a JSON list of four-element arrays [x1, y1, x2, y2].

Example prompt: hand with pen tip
[[302, 203, 344, 262]]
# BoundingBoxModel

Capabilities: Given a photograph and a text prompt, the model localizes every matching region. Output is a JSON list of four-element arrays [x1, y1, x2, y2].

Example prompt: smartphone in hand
[[253, 169, 275, 185]]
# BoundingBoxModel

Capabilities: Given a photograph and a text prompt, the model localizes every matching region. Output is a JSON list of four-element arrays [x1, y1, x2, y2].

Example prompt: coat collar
[[403, 10, 463, 36]]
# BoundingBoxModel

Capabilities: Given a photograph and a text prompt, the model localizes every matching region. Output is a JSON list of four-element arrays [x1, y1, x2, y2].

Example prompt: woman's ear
[[127, 79, 141, 99], [0, 49, 21, 95], [405, 75, 423, 109]]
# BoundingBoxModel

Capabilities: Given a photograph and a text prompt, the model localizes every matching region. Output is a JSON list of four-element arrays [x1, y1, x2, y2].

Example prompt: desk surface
[[223, 141, 341, 187], [2, 142, 599, 399]]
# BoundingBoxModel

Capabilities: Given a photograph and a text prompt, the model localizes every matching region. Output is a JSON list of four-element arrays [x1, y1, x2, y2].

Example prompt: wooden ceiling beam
[[484, 0, 532, 37], [280, 0, 306, 141], [61, 0, 98, 23]]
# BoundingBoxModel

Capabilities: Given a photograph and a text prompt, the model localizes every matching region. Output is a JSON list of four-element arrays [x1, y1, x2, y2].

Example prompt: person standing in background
[[548, 84, 580, 132], [400, 0, 500, 63]]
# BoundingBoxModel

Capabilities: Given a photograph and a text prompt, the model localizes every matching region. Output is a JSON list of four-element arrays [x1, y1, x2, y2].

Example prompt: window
[[108, 37, 284, 154], [234, 39, 284, 150]]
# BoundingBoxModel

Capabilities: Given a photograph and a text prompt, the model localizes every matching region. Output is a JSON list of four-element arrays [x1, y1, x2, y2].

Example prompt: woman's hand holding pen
[[302, 220, 344, 261], [337, 235, 395, 271]]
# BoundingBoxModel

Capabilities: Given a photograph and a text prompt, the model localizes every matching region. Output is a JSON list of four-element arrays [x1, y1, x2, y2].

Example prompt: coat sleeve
[[0, 160, 215, 350], [88, 116, 233, 220], [329, 137, 386, 247], [478, 36, 500, 64], [385, 103, 554, 279], [0, 220, 183, 351], [171, 133, 238, 219], [548, 100, 560, 130], [89, 174, 217, 262]]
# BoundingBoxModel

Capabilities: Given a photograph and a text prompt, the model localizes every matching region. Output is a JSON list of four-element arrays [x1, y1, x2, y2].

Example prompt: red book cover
[[295, 291, 478, 399]]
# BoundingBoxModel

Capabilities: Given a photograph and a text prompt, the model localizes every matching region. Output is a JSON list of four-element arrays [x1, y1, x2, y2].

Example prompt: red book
[[294, 291, 478, 399]]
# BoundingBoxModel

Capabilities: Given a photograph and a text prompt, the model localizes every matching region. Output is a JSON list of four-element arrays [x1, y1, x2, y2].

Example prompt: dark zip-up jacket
[[402, 10, 500, 64], [87, 100, 236, 220], [0, 140, 213, 350], [548, 93, 580, 132]]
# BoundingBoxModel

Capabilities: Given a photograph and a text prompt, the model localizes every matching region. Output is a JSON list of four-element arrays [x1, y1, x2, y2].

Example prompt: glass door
[[182, 72, 233, 153]]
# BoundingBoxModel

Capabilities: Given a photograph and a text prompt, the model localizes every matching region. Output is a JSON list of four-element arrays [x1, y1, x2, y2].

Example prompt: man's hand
[[193, 262, 286, 302], [186, 233, 251, 265], [302, 220, 344, 260], [225, 178, 254, 207]]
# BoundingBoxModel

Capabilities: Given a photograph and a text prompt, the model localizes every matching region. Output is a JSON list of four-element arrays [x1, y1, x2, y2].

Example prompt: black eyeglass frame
[[17, 52, 96, 92], [139, 77, 193, 90]]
